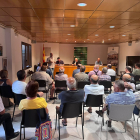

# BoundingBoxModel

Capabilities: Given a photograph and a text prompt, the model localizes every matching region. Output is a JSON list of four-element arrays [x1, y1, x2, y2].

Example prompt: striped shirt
[[99, 74, 111, 81]]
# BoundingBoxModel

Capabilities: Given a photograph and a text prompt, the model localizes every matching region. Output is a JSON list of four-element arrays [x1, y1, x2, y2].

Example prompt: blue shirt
[[106, 90, 135, 109], [46, 69, 52, 77], [72, 69, 80, 77], [58, 89, 84, 113]]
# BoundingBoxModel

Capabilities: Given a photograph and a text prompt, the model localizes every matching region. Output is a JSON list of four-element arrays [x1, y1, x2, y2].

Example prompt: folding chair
[[99, 81, 112, 94], [110, 76, 116, 82], [77, 81, 90, 89]]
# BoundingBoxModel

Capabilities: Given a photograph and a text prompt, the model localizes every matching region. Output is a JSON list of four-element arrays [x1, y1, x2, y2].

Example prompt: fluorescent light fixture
[[67, 34, 71, 35], [110, 26, 115, 28], [66, 39, 68, 40], [122, 35, 126, 36], [95, 34, 98, 36], [77, 3, 87, 7], [108, 39, 111, 40], [70, 25, 75, 27]]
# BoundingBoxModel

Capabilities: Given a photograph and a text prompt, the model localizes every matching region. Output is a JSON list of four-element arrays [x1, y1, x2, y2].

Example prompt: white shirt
[[12, 80, 27, 95], [0, 97, 4, 112], [107, 69, 116, 76], [84, 84, 104, 102], [47, 56, 55, 68]]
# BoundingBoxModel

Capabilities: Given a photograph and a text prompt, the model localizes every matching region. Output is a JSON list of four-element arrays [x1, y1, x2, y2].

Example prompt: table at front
[[53, 65, 116, 78]]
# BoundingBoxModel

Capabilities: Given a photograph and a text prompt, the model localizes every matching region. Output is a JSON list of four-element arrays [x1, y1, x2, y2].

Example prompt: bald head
[[97, 58, 100, 62], [122, 74, 131, 82], [90, 75, 99, 84], [75, 58, 78, 62], [67, 77, 76, 89], [59, 66, 65, 73], [94, 65, 99, 70]]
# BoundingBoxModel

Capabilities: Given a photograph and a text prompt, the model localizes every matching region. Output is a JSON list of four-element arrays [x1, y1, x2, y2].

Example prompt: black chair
[[56, 72, 60, 74], [20, 108, 46, 140], [55, 102, 84, 140], [134, 75, 140, 84], [110, 76, 116, 82], [77, 81, 90, 89], [55, 80, 67, 98], [83, 94, 103, 125], [99, 81, 112, 94], [12, 93, 26, 121], [35, 80, 48, 100], [85, 72, 89, 74]]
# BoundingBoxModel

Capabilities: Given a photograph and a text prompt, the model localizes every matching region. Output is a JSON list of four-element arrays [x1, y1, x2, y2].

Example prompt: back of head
[[0, 70, 8, 79], [17, 70, 26, 81], [107, 64, 112, 69], [80, 65, 86, 72], [26, 80, 39, 98], [102, 67, 107, 74], [135, 63, 140, 69], [94, 65, 99, 70], [125, 66, 132, 73], [67, 77, 76, 89], [41, 65, 47, 71], [122, 74, 131, 82], [59, 67, 65, 73], [90, 75, 99, 84], [77, 64, 81, 69], [114, 80, 125, 91], [38, 62, 42, 66]]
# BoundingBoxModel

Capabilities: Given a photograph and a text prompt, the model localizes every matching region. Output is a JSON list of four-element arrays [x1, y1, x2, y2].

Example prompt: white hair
[[94, 65, 99, 70], [59, 67, 65, 73], [67, 78, 76, 89]]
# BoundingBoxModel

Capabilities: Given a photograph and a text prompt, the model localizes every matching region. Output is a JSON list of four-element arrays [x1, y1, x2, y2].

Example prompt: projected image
[[74, 47, 87, 65]]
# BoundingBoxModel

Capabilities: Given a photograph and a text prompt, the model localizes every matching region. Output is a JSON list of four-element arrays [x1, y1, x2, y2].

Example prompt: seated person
[[56, 77, 84, 126], [95, 58, 103, 66], [106, 64, 116, 76], [32, 66, 56, 100], [133, 91, 140, 115], [88, 65, 102, 79], [46, 66, 53, 78], [0, 96, 19, 139], [99, 67, 111, 82], [122, 74, 135, 92], [12, 70, 43, 97], [0, 70, 12, 86], [36, 62, 42, 72], [55, 57, 64, 65], [72, 58, 81, 66], [96, 80, 135, 127], [72, 64, 81, 77], [55, 67, 68, 90], [84, 75, 104, 113], [75, 65, 89, 83], [18, 80, 48, 114]]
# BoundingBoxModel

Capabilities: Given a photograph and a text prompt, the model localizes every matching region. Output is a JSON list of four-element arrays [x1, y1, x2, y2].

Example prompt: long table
[[53, 65, 116, 78]]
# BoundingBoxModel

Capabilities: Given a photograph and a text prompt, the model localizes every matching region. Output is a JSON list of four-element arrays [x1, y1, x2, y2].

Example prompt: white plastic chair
[[101, 104, 135, 140]]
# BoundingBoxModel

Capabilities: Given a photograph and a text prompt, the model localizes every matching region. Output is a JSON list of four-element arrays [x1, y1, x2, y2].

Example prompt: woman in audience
[[18, 80, 48, 114], [0, 70, 12, 86]]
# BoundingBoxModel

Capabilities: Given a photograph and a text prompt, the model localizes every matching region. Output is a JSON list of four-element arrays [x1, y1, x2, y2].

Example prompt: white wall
[[118, 41, 140, 74]]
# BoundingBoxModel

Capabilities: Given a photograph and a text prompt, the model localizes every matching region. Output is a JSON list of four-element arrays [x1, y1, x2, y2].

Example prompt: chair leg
[[137, 117, 140, 140], [20, 126, 22, 140], [81, 117, 84, 139], [76, 117, 78, 127], [106, 121, 108, 140], [24, 127, 25, 139], [131, 121, 135, 139], [133, 113, 135, 121], [83, 106, 84, 126], [58, 118, 60, 140], [12, 104, 16, 121], [124, 121, 127, 132], [55, 112, 57, 130]]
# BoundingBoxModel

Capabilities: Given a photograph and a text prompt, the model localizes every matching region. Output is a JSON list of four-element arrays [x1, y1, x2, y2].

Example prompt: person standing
[[95, 58, 103, 65]]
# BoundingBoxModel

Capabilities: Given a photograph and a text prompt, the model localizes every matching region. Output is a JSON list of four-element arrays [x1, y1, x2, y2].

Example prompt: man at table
[[95, 58, 103, 65], [56, 57, 64, 65], [72, 58, 81, 66]]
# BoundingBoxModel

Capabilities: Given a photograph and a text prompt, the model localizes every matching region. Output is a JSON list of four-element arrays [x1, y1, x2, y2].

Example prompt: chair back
[[62, 102, 82, 118], [21, 108, 46, 127], [56, 72, 60, 74], [110, 76, 116, 82], [0, 86, 14, 98], [77, 81, 90, 89], [14, 93, 26, 105], [86, 94, 103, 107], [35, 80, 46, 87], [109, 104, 135, 121], [85, 72, 89, 74], [55, 80, 67, 88], [99, 81, 112, 88], [134, 75, 140, 83]]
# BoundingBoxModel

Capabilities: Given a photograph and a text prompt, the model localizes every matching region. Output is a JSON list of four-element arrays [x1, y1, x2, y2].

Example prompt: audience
[[84, 75, 104, 113], [72, 64, 81, 77], [75, 65, 89, 83], [0, 96, 19, 139], [122, 74, 135, 92], [12, 70, 43, 97], [36, 62, 42, 72], [56, 77, 84, 126], [99, 67, 111, 82], [55, 67, 68, 89], [0, 70, 12, 86], [106, 64, 116, 76], [31, 65, 56, 100], [96, 80, 135, 127], [18, 80, 48, 114], [88, 65, 102, 79]]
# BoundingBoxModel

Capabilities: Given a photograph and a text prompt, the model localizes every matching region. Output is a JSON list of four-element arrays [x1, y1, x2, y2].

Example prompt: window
[[21, 42, 32, 70]]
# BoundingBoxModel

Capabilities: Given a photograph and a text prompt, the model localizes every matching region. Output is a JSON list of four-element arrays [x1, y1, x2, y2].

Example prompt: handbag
[[35, 109, 52, 140]]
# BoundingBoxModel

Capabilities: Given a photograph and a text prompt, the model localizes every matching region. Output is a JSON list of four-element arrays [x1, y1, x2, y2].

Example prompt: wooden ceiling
[[1, 0, 140, 44]]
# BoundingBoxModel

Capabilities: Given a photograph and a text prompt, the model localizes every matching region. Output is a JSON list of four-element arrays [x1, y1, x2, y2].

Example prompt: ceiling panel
[[0, 16, 17, 22], [14, 17, 40, 22]]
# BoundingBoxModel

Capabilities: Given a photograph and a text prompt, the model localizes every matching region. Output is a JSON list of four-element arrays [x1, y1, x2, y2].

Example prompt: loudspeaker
[[128, 41, 132, 46]]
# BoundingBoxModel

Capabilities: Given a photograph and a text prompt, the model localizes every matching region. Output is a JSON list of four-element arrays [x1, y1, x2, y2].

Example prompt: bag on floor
[[35, 110, 52, 140]]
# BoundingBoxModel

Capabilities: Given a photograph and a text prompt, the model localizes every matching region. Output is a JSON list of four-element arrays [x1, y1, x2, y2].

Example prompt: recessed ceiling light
[[67, 34, 71, 35], [110, 26, 115, 28], [93, 41, 95, 43], [122, 35, 126, 36], [77, 3, 87, 7], [66, 39, 68, 40], [84, 41, 85, 42], [75, 41, 76, 42], [102, 40, 104, 43], [108, 39, 111, 40], [70, 25, 75, 27], [95, 34, 98, 36], [56, 41, 57, 42], [87, 39, 90, 40]]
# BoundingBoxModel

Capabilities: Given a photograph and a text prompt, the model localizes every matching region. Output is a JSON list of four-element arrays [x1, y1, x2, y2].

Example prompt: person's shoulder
[[78, 89, 85, 93], [38, 97, 46, 102]]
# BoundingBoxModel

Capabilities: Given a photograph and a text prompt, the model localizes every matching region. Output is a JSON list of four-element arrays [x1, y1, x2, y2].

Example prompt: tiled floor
[[0, 94, 139, 140]]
